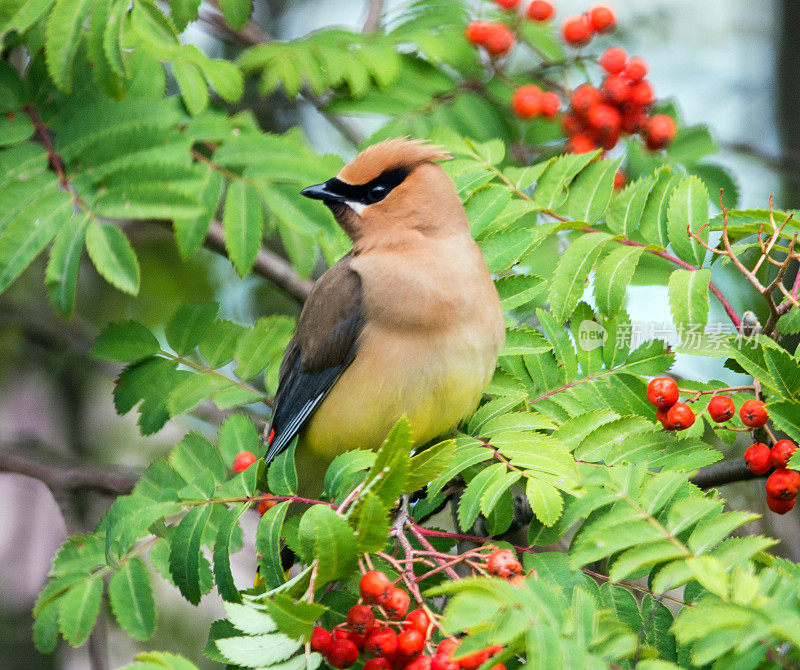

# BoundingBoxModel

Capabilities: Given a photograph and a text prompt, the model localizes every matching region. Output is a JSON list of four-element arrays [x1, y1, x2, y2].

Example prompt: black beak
[[300, 180, 347, 202]]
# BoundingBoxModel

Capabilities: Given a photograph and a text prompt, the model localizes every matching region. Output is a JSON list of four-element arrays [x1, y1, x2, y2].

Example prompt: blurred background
[[1, 0, 798, 667]]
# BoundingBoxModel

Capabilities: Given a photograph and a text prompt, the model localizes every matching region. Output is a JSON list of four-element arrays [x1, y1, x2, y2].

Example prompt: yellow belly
[[295, 324, 497, 494]]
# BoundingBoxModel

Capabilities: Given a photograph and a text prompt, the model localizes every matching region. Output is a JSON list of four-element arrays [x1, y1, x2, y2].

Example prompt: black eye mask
[[300, 168, 410, 207]]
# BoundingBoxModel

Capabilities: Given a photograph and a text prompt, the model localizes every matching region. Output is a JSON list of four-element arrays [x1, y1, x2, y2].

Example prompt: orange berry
[[567, 133, 597, 153], [707, 395, 735, 422], [562, 15, 593, 46], [310, 627, 332, 655], [484, 24, 515, 55], [599, 47, 627, 74], [465, 20, 492, 45], [494, 0, 520, 9], [628, 79, 654, 107], [527, 0, 555, 21], [326, 639, 359, 668], [766, 468, 800, 500], [625, 56, 648, 81], [539, 91, 561, 117], [511, 85, 543, 118], [570, 84, 601, 116], [233, 451, 256, 472], [740, 399, 769, 429], [643, 114, 676, 151], [601, 74, 629, 105], [257, 498, 275, 515], [486, 548, 522, 578], [396, 630, 426, 659], [767, 495, 796, 514], [360, 570, 392, 604], [382, 587, 411, 619], [366, 628, 398, 658], [613, 169, 626, 190], [588, 4, 616, 33], [646, 377, 679, 409], [347, 605, 375, 636], [666, 402, 695, 431], [771, 440, 797, 469], [744, 443, 771, 475], [404, 609, 431, 636]]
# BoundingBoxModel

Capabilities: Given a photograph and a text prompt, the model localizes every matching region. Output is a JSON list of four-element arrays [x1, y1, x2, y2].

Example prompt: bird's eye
[[368, 184, 388, 203]]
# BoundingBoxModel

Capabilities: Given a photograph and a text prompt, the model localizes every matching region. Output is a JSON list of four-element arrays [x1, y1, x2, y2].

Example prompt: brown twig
[[0, 449, 138, 496]]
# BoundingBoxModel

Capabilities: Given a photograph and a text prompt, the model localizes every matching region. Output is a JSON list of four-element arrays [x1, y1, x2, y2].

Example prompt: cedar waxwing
[[265, 138, 505, 494]]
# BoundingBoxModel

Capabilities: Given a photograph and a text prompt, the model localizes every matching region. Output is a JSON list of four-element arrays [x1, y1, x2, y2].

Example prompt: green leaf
[[495, 274, 546, 311], [594, 245, 643, 316], [174, 170, 223, 258], [525, 478, 563, 526], [85, 221, 140, 295], [169, 504, 213, 605], [218, 0, 252, 30], [215, 632, 302, 669], [777, 307, 800, 336], [606, 175, 655, 236], [639, 169, 680, 247], [0, 188, 71, 293], [324, 450, 376, 500], [45, 212, 89, 317], [666, 125, 716, 164], [169, 432, 226, 488], [219, 414, 262, 466], [534, 151, 599, 209], [353, 493, 391, 553], [0, 112, 34, 146], [547, 232, 611, 323], [199, 319, 246, 368], [668, 268, 710, 332], [91, 321, 161, 362], [363, 418, 412, 508], [667, 176, 709, 267], [224, 181, 263, 276], [170, 0, 200, 31], [256, 501, 290, 589], [458, 462, 506, 531], [166, 303, 219, 356], [565, 157, 622, 224], [173, 61, 209, 116], [120, 651, 201, 670], [266, 595, 326, 641], [45, 0, 93, 91], [268, 436, 298, 496], [234, 316, 295, 381], [298, 504, 358, 587], [763, 346, 800, 400], [108, 557, 156, 641], [768, 401, 800, 444], [214, 503, 248, 603], [105, 495, 182, 561], [167, 373, 233, 416], [406, 440, 456, 493], [58, 578, 102, 646]]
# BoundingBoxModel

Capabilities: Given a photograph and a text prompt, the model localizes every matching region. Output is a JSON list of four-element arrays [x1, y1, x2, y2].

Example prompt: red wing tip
[[268, 429, 275, 445]]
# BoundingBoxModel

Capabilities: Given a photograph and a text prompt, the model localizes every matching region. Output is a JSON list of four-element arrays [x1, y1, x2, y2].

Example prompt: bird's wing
[[264, 254, 364, 463]]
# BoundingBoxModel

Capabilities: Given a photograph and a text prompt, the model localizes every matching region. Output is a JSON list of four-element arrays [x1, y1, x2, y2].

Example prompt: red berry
[[625, 57, 648, 82], [333, 629, 365, 650], [366, 628, 398, 658], [494, 0, 520, 9], [567, 133, 597, 154], [666, 402, 695, 431], [257, 498, 275, 515], [347, 605, 375, 636], [771, 440, 797, 469], [740, 400, 769, 429], [539, 91, 561, 117], [744, 443, 771, 475], [489, 666, 506, 670], [406, 656, 432, 670], [233, 451, 256, 472], [656, 406, 673, 430], [561, 113, 585, 136], [587, 103, 621, 134], [360, 571, 392, 604], [588, 4, 616, 33], [601, 74, 629, 105], [437, 639, 459, 658], [646, 377, 679, 409], [486, 548, 522, 578], [327, 639, 359, 668], [484, 24, 515, 55], [465, 21, 492, 45], [620, 106, 647, 134], [396, 630, 426, 659], [527, 0, 555, 21], [570, 84, 601, 117], [382, 587, 411, 619], [404, 609, 431, 636], [613, 169, 626, 191], [364, 659, 393, 670], [628, 80, 654, 107], [599, 47, 627, 74], [456, 646, 502, 670], [431, 655, 460, 670], [310, 627, 332, 655], [707, 395, 735, 423], [767, 495, 796, 514], [562, 15, 593, 46], [766, 469, 800, 500], [511, 85, 542, 119]]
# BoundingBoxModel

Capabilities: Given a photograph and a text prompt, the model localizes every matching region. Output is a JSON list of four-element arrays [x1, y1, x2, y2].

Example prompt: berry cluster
[[465, 3, 676, 157], [646, 379, 771, 432], [561, 48, 676, 154], [744, 440, 800, 514], [311, 571, 506, 670]]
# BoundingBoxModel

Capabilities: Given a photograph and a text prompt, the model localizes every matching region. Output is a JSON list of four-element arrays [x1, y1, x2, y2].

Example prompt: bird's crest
[[338, 138, 451, 185]]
